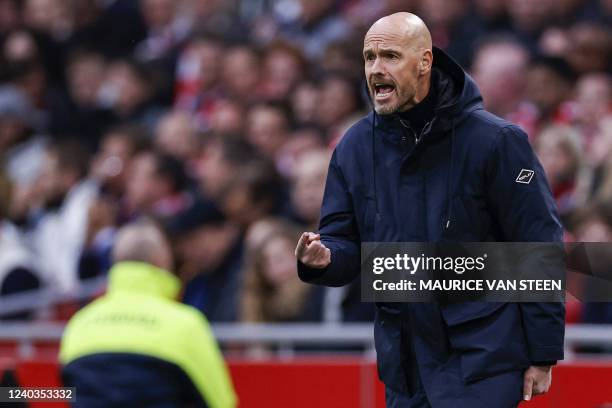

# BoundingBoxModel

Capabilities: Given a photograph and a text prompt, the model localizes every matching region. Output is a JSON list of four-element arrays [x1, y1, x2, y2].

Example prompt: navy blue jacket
[[299, 48, 565, 403]]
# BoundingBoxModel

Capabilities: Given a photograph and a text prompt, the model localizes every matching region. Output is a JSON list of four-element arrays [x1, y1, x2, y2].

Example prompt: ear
[[420, 49, 433, 75]]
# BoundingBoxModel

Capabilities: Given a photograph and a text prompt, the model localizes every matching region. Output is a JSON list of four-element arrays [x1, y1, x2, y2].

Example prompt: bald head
[[363, 12, 433, 114], [112, 220, 173, 270], [367, 12, 432, 51]]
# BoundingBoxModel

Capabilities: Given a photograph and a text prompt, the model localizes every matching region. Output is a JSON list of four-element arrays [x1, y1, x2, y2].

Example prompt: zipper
[[399, 119, 416, 152], [399, 119, 432, 145]]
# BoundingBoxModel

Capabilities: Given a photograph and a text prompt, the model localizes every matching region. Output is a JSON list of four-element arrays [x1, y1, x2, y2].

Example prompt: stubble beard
[[372, 87, 416, 115]]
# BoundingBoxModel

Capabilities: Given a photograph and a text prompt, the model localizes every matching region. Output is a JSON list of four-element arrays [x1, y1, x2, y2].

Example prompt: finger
[[308, 240, 324, 257], [324, 247, 331, 262], [532, 380, 546, 396], [295, 233, 309, 257], [306, 242, 327, 266], [301, 240, 321, 261], [523, 375, 534, 401], [306, 233, 321, 244]]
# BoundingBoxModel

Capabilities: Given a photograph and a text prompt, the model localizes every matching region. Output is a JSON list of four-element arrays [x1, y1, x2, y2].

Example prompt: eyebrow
[[363, 47, 402, 56]]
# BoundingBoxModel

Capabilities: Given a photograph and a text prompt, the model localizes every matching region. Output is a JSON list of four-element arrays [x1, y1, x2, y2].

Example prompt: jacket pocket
[[444, 303, 530, 383]]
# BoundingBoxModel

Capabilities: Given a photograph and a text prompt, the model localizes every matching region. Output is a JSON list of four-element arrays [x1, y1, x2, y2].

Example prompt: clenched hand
[[295, 232, 331, 269]]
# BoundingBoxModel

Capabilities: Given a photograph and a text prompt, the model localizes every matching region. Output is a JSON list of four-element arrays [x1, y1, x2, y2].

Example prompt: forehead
[[363, 26, 407, 51]]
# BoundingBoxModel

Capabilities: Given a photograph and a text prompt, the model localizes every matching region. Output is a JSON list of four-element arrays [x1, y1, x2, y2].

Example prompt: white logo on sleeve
[[516, 169, 535, 184]]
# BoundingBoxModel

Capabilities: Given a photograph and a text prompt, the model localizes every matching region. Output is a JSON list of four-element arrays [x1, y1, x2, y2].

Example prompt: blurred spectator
[[538, 27, 572, 57], [342, 0, 419, 34], [290, 80, 320, 127], [471, 37, 529, 116], [589, 118, 612, 203], [124, 149, 191, 221], [246, 102, 290, 159], [68, 0, 147, 59], [221, 45, 262, 102], [240, 217, 317, 322], [136, 0, 189, 61], [207, 98, 246, 135], [1, 29, 50, 109], [506, 0, 556, 49], [48, 49, 114, 149], [315, 73, 363, 143], [573, 73, 612, 142], [27, 141, 97, 294], [288, 149, 330, 229], [0, 85, 46, 190], [98, 58, 162, 128], [196, 135, 258, 201], [187, 0, 246, 42], [534, 125, 588, 217], [179, 219, 244, 322], [219, 160, 283, 228], [0, 0, 21, 35], [173, 34, 223, 124], [469, 0, 511, 32], [277, 0, 350, 59], [471, 37, 536, 134], [525, 55, 576, 129], [566, 22, 612, 75], [259, 41, 307, 102], [276, 127, 326, 177], [23, 0, 74, 41], [154, 110, 198, 162], [419, 0, 485, 67], [90, 124, 150, 200], [78, 125, 150, 278], [569, 207, 612, 325], [64, 49, 107, 109], [0, 170, 41, 319], [318, 39, 363, 78]]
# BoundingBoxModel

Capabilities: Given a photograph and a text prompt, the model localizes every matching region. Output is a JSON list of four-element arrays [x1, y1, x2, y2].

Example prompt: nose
[[370, 56, 385, 77]]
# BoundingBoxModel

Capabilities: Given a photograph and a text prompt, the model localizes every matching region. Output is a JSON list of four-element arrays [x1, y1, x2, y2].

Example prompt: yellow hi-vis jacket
[[60, 261, 237, 408]]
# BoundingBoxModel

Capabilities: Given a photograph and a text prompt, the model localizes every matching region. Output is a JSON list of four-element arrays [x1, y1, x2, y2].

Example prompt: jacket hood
[[430, 46, 483, 128], [375, 46, 483, 133]]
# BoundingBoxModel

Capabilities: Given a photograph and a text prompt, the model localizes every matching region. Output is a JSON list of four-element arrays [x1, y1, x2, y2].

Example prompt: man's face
[[363, 29, 421, 115]]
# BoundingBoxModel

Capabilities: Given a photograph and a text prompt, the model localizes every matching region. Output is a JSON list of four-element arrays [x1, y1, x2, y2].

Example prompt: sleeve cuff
[[297, 261, 328, 283], [531, 360, 557, 367]]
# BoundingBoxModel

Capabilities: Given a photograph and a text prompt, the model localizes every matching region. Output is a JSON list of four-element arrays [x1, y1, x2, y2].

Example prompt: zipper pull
[[416, 121, 432, 144]]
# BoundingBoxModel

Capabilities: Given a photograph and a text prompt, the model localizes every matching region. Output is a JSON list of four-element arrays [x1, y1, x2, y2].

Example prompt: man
[[60, 221, 237, 408], [295, 13, 564, 408]]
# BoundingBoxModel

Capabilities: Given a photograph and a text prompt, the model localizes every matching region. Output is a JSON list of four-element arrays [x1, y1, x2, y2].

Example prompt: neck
[[400, 75, 432, 112], [396, 76, 437, 133]]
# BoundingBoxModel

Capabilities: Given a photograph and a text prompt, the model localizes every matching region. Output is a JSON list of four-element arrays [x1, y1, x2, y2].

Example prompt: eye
[[365, 54, 375, 61]]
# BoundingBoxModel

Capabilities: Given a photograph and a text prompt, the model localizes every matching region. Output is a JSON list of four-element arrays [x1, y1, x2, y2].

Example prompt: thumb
[[523, 373, 534, 401]]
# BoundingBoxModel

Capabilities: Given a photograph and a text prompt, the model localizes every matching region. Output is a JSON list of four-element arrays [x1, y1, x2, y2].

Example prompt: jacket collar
[[107, 261, 181, 300]]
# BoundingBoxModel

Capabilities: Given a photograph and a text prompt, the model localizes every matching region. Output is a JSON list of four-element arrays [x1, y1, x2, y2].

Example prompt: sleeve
[[297, 149, 361, 287], [486, 126, 565, 363], [182, 312, 238, 408]]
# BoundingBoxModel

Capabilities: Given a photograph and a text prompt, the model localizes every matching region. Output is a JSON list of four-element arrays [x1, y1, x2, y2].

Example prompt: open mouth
[[373, 82, 395, 99]]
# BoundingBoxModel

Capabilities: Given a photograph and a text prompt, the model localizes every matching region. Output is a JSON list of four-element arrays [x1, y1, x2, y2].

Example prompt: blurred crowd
[[0, 0, 610, 326]]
